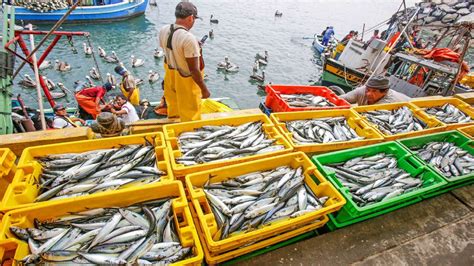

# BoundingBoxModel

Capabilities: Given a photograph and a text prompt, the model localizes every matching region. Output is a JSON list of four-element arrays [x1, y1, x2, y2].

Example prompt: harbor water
[[13, 0, 417, 109]]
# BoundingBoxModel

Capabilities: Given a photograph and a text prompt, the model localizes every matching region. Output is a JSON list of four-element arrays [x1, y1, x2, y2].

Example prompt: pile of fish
[[424, 103, 472, 124], [19, 0, 68, 12], [361, 106, 429, 135], [285, 117, 364, 144], [203, 166, 328, 240], [9, 199, 193, 264], [413, 141, 474, 178], [176, 122, 285, 166], [325, 153, 425, 207], [35, 142, 165, 202], [280, 93, 335, 108], [395, 0, 473, 26]]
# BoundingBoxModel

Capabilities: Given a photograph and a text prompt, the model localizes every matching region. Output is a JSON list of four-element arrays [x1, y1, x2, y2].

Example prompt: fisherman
[[363, 29, 380, 49], [75, 82, 113, 120], [321, 26, 334, 46], [159, 1, 210, 121], [321, 26, 329, 37], [340, 76, 410, 106], [114, 65, 140, 106], [341, 30, 355, 45], [52, 104, 84, 129], [110, 95, 140, 125]]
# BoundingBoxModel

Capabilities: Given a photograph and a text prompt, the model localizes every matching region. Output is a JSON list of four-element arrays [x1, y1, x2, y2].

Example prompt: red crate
[[265, 84, 351, 112]]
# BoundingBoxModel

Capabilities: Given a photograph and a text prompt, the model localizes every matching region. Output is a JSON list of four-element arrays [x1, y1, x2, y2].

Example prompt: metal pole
[[361, 23, 365, 41], [27, 24, 46, 130], [12, 0, 82, 79], [450, 33, 470, 93]]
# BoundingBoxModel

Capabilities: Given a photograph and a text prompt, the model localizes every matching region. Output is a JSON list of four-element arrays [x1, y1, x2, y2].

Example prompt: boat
[[312, 34, 337, 54], [10, 0, 149, 24]]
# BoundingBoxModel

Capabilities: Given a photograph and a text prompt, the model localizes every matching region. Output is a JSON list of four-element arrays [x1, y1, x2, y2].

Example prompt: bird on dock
[[275, 10, 283, 16], [38, 60, 52, 70], [43, 76, 56, 90], [85, 75, 95, 87], [83, 43, 92, 55], [50, 82, 68, 99], [131, 55, 145, 67], [210, 15, 219, 24], [209, 29, 214, 39], [106, 73, 117, 86], [148, 70, 160, 83], [19, 74, 36, 88], [104, 51, 119, 63], [89, 67, 100, 80], [154, 48, 164, 59], [250, 70, 265, 83], [98, 46, 107, 58], [54, 60, 71, 71]]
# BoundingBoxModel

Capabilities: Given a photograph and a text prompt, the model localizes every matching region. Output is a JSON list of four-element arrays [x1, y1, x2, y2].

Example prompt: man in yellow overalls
[[158, 1, 210, 122], [114, 65, 140, 106]]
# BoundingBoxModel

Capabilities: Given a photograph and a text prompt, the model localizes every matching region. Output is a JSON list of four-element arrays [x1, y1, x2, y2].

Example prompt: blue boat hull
[[12, 0, 148, 24]]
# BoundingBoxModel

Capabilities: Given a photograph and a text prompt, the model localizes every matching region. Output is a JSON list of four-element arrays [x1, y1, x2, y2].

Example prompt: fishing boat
[[312, 34, 337, 54], [9, 0, 149, 24]]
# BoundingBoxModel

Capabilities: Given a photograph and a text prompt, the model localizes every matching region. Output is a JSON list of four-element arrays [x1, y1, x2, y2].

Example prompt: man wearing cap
[[115, 65, 140, 106], [75, 82, 113, 119], [159, 1, 210, 122], [52, 104, 84, 129], [340, 76, 410, 106]]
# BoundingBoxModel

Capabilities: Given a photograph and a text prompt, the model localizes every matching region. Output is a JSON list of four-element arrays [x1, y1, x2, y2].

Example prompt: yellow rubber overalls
[[120, 74, 140, 106]]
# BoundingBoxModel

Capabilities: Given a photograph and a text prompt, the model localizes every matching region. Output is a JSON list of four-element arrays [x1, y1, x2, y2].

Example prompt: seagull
[[54, 60, 71, 71], [98, 46, 106, 58], [154, 48, 164, 59], [131, 55, 144, 67], [250, 70, 265, 83], [275, 10, 283, 16], [89, 67, 100, 80], [104, 51, 119, 63], [19, 74, 36, 88], [85, 75, 95, 87], [148, 70, 160, 83], [38, 60, 52, 70], [83, 43, 92, 55], [209, 29, 214, 39], [50, 82, 67, 99], [210, 15, 219, 24], [43, 76, 56, 90], [106, 73, 117, 86]]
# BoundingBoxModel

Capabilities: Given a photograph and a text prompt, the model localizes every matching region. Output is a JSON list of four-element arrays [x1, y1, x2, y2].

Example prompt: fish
[[279, 93, 335, 108], [202, 165, 329, 240], [361, 106, 433, 135], [11, 199, 192, 264], [285, 117, 364, 144], [324, 153, 425, 207], [412, 141, 473, 178], [424, 104, 472, 124], [33, 140, 165, 203], [175, 122, 284, 166]]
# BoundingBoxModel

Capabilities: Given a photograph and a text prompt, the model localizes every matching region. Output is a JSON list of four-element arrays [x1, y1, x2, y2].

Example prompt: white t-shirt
[[159, 24, 200, 77], [120, 102, 139, 125], [52, 116, 75, 129]]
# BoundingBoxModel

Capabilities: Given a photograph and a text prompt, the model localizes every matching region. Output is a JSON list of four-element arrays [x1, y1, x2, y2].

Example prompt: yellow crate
[[410, 97, 474, 130], [0, 149, 16, 206], [458, 125, 474, 139], [163, 114, 293, 177], [194, 213, 328, 265], [185, 152, 345, 254], [0, 133, 173, 213], [270, 109, 384, 154], [353, 102, 446, 141], [0, 239, 27, 265], [0, 181, 203, 266]]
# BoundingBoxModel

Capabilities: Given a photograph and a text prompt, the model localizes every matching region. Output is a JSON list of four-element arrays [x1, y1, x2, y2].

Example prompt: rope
[[85, 34, 104, 84]]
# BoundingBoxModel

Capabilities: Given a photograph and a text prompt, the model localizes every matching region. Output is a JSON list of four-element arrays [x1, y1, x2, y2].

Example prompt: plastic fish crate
[[0, 149, 16, 206], [190, 209, 326, 265], [458, 125, 474, 139], [311, 141, 447, 228], [185, 152, 345, 254], [353, 102, 446, 141], [259, 102, 272, 116], [410, 98, 474, 130], [264, 84, 351, 112], [0, 181, 203, 266], [163, 114, 293, 177], [270, 109, 384, 154], [397, 131, 474, 198], [0, 133, 173, 213]]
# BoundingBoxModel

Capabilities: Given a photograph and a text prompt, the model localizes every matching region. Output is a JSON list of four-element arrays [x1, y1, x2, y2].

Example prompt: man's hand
[[202, 88, 210, 99]]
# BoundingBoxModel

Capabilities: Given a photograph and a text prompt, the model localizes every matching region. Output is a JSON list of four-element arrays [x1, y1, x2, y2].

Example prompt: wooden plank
[[0, 127, 95, 156], [455, 92, 474, 105]]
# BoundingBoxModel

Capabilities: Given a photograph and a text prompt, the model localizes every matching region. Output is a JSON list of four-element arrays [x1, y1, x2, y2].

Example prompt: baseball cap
[[53, 104, 66, 112], [175, 2, 200, 19], [366, 76, 390, 90]]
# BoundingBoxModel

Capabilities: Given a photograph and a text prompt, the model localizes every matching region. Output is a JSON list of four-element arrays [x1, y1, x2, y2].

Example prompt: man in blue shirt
[[322, 26, 334, 46]]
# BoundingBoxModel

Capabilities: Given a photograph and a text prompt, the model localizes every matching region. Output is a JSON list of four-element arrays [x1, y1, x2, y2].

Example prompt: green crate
[[312, 141, 447, 227], [397, 131, 474, 198]]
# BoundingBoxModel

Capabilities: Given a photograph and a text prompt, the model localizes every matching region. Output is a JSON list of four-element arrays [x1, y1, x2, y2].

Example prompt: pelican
[[54, 60, 71, 71], [85, 75, 95, 87], [256, 50, 268, 60], [104, 51, 119, 63], [89, 67, 100, 80], [154, 48, 164, 59], [98, 46, 106, 58], [150, 0, 157, 6], [253, 60, 259, 73], [275, 10, 283, 16], [106, 73, 117, 86], [135, 78, 144, 86], [50, 82, 67, 99], [250, 70, 265, 83], [217, 56, 231, 69], [209, 29, 214, 39], [19, 74, 36, 88], [131, 55, 145, 67], [257, 57, 268, 66], [43, 76, 56, 90], [210, 15, 219, 24], [39, 60, 52, 70], [225, 64, 239, 73], [83, 43, 92, 55], [148, 70, 160, 83]]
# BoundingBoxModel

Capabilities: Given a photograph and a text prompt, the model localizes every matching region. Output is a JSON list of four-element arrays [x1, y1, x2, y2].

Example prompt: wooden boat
[[10, 0, 148, 24], [312, 34, 337, 54]]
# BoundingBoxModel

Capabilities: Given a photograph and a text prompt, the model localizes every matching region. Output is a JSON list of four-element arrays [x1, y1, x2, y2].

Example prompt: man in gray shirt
[[340, 76, 411, 106]]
